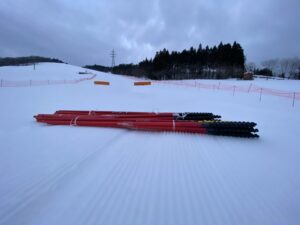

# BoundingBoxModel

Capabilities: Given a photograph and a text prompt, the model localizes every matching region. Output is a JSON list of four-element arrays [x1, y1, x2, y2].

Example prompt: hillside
[[0, 63, 299, 225]]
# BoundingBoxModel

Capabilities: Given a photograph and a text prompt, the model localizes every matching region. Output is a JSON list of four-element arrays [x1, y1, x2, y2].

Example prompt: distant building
[[243, 72, 254, 80]]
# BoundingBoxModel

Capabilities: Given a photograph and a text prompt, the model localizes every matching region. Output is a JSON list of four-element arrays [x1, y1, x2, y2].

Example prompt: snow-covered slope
[[0, 63, 299, 225]]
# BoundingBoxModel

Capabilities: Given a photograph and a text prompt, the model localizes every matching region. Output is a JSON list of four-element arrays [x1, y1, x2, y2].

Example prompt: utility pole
[[110, 49, 116, 71]]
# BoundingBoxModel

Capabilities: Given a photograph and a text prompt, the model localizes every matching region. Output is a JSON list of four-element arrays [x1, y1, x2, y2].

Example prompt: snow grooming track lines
[[34, 111, 259, 138], [0, 131, 128, 225]]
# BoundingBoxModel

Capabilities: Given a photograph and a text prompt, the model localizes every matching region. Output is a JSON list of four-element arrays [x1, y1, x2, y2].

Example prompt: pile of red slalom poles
[[34, 110, 259, 138]]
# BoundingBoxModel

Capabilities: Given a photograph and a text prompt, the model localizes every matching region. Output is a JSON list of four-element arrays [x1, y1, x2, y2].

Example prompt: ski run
[[0, 63, 300, 225]]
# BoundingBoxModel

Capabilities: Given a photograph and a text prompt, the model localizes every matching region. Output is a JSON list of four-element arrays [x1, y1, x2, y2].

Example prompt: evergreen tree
[[110, 42, 246, 80]]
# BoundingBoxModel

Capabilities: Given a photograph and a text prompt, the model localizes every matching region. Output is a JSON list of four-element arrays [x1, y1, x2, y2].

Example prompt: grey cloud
[[0, 0, 299, 66]]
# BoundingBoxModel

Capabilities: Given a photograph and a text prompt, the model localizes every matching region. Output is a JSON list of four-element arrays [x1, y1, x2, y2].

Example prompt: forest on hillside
[[86, 42, 245, 80], [0, 56, 64, 67]]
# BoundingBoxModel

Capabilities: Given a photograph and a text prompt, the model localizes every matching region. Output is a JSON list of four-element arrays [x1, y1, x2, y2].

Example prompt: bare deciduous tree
[[288, 57, 300, 79], [245, 62, 256, 72], [260, 57, 300, 79], [261, 59, 278, 72], [279, 58, 290, 78]]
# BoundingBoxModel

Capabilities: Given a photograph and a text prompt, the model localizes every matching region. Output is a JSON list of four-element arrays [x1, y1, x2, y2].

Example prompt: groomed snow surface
[[0, 63, 299, 225]]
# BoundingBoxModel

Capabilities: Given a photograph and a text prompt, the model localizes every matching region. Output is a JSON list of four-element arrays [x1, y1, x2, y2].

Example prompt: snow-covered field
[[0, 63, 299, 225]]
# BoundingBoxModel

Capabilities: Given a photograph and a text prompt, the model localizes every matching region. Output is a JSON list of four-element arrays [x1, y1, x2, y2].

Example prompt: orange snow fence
[[94, 81, 110, 85], [134, 81, 151, 86]]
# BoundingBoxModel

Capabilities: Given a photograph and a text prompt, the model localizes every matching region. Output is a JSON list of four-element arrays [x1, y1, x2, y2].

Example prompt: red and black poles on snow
[[54, 110, 221, 121], [34, 110, 259, 138]]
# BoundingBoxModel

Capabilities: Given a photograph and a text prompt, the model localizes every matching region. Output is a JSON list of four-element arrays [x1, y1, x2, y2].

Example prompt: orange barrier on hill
[[94, 81, 110, 85], [134, 81, 151, 86]]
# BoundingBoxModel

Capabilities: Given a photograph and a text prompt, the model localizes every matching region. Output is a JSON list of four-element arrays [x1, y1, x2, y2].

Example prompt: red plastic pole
[[55, 110, 175, 116], [35, 114, 202, 127], [35, 117, 207, 134]]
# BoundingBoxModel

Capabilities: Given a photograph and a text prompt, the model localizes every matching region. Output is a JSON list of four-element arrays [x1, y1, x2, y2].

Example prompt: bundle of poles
[[34, 110, 259, 138]]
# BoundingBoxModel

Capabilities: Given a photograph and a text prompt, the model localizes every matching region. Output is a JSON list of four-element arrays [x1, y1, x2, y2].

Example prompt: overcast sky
[[0, 0, 299, 66]]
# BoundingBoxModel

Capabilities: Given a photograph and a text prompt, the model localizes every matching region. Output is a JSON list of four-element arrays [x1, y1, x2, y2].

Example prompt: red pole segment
[[55, 110, 172, 116], [34, 114, 176, 122], [35, 115, 203, 128], [35, 114, 205, 131], [36, 119, 207, 134], [53, 111, 222, 122]]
